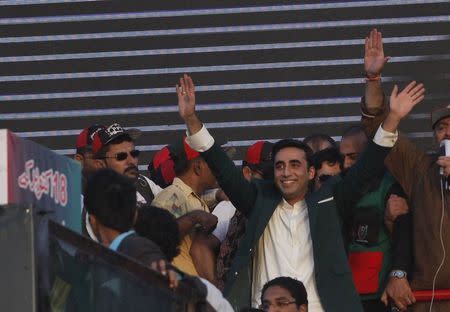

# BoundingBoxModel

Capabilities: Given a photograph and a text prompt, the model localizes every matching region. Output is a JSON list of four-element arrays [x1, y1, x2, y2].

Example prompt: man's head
[[92, 123, 141, 181], [312, 147, 342, 191], [339, 125, 368, 170], [431, 104, 450, 144], [170, 138, 217, 192], [74, 124, 105, 179], [242, 141, 274, 181], [84, 169, 137, 244], [303, 133, 336, 154], [272, 139, 315, 205], [260, 277, 308, 312], [135, 205, 180, 262], [148, 145, 177, 188]]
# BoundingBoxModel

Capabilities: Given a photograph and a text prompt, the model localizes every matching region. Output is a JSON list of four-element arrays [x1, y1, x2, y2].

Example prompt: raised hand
[[382, 81, 425, 133], [365, 28, 390, 78], [177, 74, 196, 121], [389, 81, 425, 120], [176, 74, 203, 134]]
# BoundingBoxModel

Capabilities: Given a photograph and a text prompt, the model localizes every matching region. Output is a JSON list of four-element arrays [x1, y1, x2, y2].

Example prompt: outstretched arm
[[177, 74, 203, 136], [364, 28, 390, 115], [177, 74, 258, 216]]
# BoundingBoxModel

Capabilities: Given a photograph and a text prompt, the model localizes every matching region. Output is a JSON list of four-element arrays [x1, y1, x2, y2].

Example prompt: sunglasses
[[100, 149, 140, 161]]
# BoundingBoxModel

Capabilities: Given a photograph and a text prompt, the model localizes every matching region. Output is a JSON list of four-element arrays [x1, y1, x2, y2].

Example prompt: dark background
[[1, 0, 449, 174]]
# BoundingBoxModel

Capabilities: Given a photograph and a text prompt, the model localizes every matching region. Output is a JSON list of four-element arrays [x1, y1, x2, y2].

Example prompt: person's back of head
[[303, 133, 336, 154], [134, 205, 181, 262], [242, 140, 274, 181], [312, 147, 342, 191], [169, 138, 217, 192], [84, 168, 137, 233]]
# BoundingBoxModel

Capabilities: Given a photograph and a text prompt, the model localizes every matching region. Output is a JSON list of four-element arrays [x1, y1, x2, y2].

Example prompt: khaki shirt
[[152, 177, 209, 276]]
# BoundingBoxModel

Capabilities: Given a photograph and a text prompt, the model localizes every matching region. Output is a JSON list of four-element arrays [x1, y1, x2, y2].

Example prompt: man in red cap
[[152, 138, 220, 282], [74, 124, 105, 188]]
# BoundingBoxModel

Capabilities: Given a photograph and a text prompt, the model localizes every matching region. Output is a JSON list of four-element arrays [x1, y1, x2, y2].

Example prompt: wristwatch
[[390, 270, 407, 279]]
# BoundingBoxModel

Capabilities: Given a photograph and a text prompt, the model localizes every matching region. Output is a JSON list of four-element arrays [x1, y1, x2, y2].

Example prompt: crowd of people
[[72, 29, 449, 312]]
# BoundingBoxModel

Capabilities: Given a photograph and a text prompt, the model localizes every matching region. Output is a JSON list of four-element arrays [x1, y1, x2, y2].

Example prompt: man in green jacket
[[175, 74, 425, 311]]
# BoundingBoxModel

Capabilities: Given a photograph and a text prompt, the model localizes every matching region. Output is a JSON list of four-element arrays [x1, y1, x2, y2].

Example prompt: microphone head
[[440, 139, 450, 156]]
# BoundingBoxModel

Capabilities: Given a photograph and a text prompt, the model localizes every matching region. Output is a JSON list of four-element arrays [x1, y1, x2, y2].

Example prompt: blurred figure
[[312, 147, 342, 191], [84, 169, 166, 264], [339, 125, 368, 171], [74, 124, 105, 187], [303, 134, 336, 154]]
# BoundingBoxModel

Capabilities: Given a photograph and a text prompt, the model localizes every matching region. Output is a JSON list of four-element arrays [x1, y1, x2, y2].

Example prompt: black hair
[[134, 205, 181, 262], [341, 124, 368, 139], [84, 168, 137, 233], [95, 135, 133, 159], [272, 139, 314, 168], [303, 133, 337, 153], [313, 147, 343, 170], [261, 277, 308, 307]]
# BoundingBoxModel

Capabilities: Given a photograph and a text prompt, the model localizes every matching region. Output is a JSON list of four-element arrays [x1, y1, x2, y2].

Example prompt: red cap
[[75, 124, 105, 153], [91, 123, 141, 154], [244, 141, 273, 167], [148, 146, 176, 188]]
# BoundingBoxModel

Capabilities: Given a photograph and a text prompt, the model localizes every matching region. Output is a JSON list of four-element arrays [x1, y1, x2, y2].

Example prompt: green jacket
[[348, 172, 395, 300], [201, 140, 391, 311]]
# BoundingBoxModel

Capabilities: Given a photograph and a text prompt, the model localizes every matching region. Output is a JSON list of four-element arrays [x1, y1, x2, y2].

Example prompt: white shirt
[[211, 200, 236, 242], [251, 199, 323, 310]]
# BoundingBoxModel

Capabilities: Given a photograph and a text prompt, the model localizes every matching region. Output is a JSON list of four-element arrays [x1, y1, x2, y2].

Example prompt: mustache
[[125, 165, 139, 174]]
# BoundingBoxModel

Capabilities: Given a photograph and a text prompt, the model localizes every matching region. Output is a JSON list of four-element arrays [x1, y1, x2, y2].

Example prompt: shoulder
[[139, 175, 163, 195], [118, 233, 166, 264], [152, 184, 188, 216]]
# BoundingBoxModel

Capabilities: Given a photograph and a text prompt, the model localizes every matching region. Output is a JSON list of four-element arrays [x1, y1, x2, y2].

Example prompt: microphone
[[439, 139, 450, 190]]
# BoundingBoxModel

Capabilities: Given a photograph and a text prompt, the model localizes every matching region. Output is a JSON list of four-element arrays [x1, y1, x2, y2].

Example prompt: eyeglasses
[[100, 150, 140, 161], [259, 300, 297, 311]]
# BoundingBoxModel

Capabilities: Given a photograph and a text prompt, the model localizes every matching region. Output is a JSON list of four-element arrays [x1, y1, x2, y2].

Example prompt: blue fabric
[[109, 230, 135, 251]]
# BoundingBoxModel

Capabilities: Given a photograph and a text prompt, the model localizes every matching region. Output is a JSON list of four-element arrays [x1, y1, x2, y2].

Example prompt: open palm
[[389, 81, 425, 119], [177, 74, 196, 121], [365, 29, 389, 77]]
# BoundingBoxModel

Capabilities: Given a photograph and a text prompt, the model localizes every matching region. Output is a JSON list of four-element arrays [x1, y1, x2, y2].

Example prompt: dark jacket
[[201, 140, 392, 311]]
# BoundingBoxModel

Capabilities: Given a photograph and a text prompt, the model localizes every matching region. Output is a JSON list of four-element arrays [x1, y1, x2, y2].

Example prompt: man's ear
[[192, 158, 202, 176], [74, 153, 84, 164], [308, 166, 315, 181], [89, 214, 99, 232], [299, 304, 308, 312], [93, 159, 106, 170], [242, 166, 253, 181]]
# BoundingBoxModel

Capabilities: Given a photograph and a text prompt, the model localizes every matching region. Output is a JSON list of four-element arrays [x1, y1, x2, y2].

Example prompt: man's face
[[100, 141, 139, 180], [314, 161, 341, 191], [339, 134, 367, 170], [274, 147, 314, 205], [434, 117, 450, 144], [75, 150, 98, 178], [261, 285, 306, 312]]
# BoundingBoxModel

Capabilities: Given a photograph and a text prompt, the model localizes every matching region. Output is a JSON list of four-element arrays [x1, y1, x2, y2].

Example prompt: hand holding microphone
[[437, 139, 450, 190]]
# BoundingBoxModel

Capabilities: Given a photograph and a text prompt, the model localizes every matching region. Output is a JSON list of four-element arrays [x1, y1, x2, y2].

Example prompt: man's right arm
[[177, 74, 258, 216]]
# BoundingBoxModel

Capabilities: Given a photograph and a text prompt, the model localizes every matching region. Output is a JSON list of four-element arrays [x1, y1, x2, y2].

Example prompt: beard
[[124, 165, 139, 180]]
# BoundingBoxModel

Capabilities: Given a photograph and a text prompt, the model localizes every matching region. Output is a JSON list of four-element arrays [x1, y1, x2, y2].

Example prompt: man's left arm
[[336, 82, 425, 218]]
